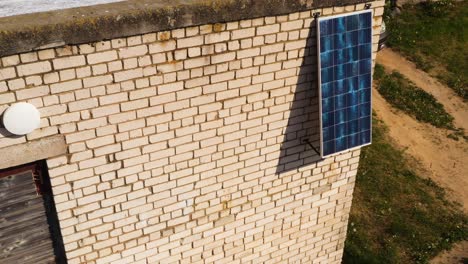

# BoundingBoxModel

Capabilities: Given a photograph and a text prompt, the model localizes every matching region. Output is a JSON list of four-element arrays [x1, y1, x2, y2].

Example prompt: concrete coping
[[0, 0, 368, 57], [0, 135, 67, 170]]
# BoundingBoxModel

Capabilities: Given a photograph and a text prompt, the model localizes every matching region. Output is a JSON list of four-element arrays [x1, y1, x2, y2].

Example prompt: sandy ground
[[377, 49, 468, 132], [431, 242, 468, 264], [375, 49, 468, 264]]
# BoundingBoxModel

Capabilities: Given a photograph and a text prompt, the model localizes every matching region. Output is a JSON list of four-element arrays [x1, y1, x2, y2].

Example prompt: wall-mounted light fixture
[[2, 102, 41, 135]]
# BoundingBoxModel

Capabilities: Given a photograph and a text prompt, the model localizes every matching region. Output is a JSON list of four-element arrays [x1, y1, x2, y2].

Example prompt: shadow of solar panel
[[318, 10, 373, 157]]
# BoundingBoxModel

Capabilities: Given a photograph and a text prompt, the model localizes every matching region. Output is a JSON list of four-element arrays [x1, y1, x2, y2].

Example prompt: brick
[[281, 20, 304, 31], [199, 102, 222, 114], [188, 47, 201, 58], [119, 99, 148, 112], [178, 36, 204, 49], [122, 137, 149, 150], [231, 28, 255, 40], [261, 43, 284, 55], [7, 78, 25, 90], [152, 53, 167, 65], [53, 55, 86, 70], [228, 76, 251, 89], [20, 52, 38, 63], [216, 89, 238, 101], [237, 47, 261, 59], [211, 52, 236, 64], [157, 82, 183, 95], [79, 156, 107, 170], [69, 98, 99, 112], [76, 66, 92, 79], [83, 75, 113, 88], [114, 68, 143, 82], [16, 85, 49, 100], [59, 69, 76, 81], [0, 93, 15, 104], [91, 104, 120, 118], [129, 87, 157, 100], [87, 50, 118, 64], [190, 94, 214, 107], [0, 67, 17, 81], [119, 45, 149, 59], [99, 92, 128, 106], [149, 40, 177, 53], [17, 61, 51, 76], [118, 119, 146, 132], [0, 81, 7, 92], [208, 74, 231, 86], [50, 112, 80, 125], [375, 7, 385, 16], [77, 117, 107, 131], [109, 111, 136, 124], [50, 79, 83, 93], [2, 55, 20, 67], [257, 24, 280, 35], [205, 32, 230, 44], [66, 130, 96, 144], [94, 143, 121, 156], [184, 57, 210, 69], [164, 99, 189, 112], [172, 101, 198, 119], [185, 77, 209, 89]]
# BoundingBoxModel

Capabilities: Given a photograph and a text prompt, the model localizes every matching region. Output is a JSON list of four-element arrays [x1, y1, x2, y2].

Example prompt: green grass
[[343, 115, 468, 264], [374, 64, 454, 129], [387, 0, 468, 100]]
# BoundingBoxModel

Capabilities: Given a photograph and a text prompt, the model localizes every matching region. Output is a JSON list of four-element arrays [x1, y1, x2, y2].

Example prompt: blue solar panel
[[318, 10, 373, 157]]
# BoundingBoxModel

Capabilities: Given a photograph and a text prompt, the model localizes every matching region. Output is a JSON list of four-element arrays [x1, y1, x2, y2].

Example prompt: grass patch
[[447, 129, 468, 142], [343, 115, 468, 264], [374, 64, 454, 129], [387, 0, 468, 100]]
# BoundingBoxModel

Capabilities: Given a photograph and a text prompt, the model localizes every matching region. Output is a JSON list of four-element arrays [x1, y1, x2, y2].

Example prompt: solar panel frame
[[317, 9, 373, 158]]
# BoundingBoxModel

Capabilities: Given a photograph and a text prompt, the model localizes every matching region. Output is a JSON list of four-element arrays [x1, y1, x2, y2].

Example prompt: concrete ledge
[[0, 0, 367, 57], [0, 135, 67, 170]]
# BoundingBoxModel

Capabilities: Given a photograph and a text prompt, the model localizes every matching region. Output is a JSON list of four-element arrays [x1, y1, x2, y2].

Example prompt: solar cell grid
[[318, 10, 373, 157]]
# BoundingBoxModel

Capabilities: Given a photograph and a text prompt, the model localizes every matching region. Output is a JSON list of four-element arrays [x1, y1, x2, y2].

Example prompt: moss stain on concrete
[[0, 0, 366, 57], [0, 5, 184, 57]]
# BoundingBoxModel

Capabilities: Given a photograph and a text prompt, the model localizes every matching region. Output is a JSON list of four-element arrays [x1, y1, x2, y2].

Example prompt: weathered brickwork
[[0, 1, 384, 263]]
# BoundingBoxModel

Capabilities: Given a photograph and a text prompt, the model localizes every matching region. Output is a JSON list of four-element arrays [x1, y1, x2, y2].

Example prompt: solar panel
[[317, 10, 373, 158]]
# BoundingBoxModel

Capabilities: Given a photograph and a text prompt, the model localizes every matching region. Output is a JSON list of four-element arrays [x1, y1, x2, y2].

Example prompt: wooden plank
[[0, 170, 58, 263]]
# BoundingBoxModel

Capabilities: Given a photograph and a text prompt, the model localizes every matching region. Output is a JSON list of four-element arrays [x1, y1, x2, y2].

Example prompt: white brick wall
[[0, 1, 384, 263]]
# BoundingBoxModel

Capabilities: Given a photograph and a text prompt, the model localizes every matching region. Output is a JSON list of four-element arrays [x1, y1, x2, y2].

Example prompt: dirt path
[[374, 50, 468, 263], [377, 48, 468, 132], [373, 88, 468, 264], [372, 88, 468, 212], [431, 242, 468, 264]]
